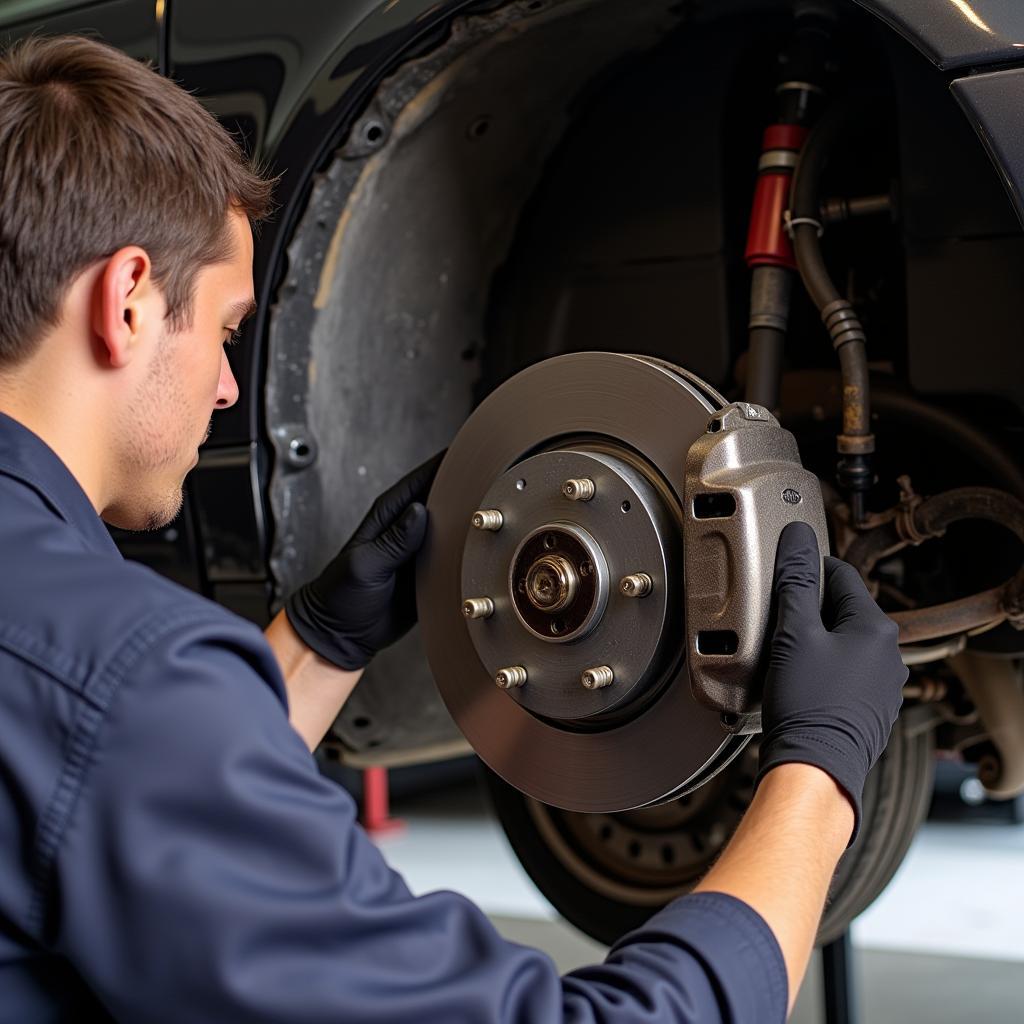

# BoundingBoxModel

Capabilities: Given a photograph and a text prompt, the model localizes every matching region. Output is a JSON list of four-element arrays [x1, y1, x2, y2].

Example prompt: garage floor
[[374, 775, 1024, 1023]]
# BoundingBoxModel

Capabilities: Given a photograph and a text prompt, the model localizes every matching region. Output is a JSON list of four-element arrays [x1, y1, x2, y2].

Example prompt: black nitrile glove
[[756, 522, 907, 842], [285, 453, 443, 670]]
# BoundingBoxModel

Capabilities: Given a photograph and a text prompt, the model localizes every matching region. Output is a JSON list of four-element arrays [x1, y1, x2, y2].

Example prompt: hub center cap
[[512, 524, 603, 641], [524, 552, 577, 613]]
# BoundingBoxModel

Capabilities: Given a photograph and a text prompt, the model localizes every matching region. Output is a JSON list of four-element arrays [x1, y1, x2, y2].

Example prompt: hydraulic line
[[780, 372, 1024, 501], [789, 103, 875, 523], [743, 6, 833, 412]]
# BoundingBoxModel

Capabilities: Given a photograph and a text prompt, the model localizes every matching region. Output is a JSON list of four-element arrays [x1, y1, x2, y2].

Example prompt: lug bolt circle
[[463, 597, 494, 620], [472, 509, 503, 531], [620, 572, 653, 598], [581, 665, 614, 690], [562, 477, 595, 502], [496, 665, 527, 689]]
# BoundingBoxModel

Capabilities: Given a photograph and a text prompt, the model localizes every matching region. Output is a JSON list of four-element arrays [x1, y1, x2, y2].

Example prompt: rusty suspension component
[[950, 652, 1024, 800], [844, 483, 1024, 645]]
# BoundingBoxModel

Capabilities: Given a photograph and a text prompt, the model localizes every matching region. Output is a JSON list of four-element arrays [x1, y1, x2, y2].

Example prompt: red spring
[[744, 124, 808, 270]]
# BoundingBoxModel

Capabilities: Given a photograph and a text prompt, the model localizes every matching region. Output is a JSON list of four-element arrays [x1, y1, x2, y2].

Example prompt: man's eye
[[223, 329, 242, 348]]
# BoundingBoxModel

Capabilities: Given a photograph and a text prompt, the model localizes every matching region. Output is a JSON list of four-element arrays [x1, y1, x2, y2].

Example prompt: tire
[[819, 705, 935, 943], [484, 711, 935, 946]]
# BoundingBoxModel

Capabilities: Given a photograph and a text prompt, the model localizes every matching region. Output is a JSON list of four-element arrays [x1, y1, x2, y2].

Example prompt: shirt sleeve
[[50, 608, 787, 1024]]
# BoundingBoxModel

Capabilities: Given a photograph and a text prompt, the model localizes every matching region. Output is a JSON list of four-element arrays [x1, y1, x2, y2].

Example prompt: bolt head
[[462, 597, 494, 620], [495, 665, 527, 689], [561, 477, 595, 502], [620, 573, 652, 598], [472, 509, 503, 531], [580, 665, 614, 690]]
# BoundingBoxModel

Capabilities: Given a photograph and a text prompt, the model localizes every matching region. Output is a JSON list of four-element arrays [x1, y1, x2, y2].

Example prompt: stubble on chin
[[142, 483, 186, 532], [105, 478, 185, 533]]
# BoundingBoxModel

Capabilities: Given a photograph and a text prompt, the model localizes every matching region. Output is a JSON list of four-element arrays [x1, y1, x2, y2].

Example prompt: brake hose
[[744, 6, 833, 412], [789, 102, 875, 524]]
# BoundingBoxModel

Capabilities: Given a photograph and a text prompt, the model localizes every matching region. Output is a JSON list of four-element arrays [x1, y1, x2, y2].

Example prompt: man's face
[[106, 210, 254, 531]]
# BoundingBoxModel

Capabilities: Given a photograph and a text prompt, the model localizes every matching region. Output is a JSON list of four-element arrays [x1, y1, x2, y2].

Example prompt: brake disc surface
[[417, 352, 746, 812]]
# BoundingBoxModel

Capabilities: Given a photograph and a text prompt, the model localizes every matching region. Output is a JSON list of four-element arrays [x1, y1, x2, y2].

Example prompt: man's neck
[[0, 361, 108, 516]]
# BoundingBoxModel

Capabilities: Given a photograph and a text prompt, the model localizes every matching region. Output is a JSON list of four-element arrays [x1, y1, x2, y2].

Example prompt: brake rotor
[[417, 352, 747, 812]]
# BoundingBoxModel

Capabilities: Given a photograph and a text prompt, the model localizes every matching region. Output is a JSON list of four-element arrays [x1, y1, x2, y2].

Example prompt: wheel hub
[[462, 445, 679, 722]]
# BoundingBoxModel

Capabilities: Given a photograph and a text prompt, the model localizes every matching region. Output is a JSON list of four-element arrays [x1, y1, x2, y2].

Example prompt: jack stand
[[360, 766, 404, 837], [822, 930, 857, 1024]]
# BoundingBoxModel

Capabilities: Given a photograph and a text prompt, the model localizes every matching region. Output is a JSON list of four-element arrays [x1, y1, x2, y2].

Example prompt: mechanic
[[0, 35, 907, 1023]]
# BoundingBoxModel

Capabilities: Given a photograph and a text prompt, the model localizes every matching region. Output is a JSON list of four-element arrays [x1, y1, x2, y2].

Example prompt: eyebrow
[[227, 298, 258, 325]]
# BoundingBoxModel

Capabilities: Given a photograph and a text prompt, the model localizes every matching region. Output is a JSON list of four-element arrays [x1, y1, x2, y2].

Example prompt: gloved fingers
[[351, 453, 445, 544], [396, 451, 445, 509], [364, 502, 429, 581], [772, 522, 822, 635], [391, 560, 419, 633], [823, 556, 889, 634]]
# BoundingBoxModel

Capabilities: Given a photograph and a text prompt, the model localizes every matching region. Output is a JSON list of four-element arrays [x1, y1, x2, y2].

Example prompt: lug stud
[[620, 573, 653, 598], [463, 597, 495, 620], [562, 478, 595, 502], [472, 509, 503, 531], [581, 666, 614, 690], [495, 666, 527, 689]]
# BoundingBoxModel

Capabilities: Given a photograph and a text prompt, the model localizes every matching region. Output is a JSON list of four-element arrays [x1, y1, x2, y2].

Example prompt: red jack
[[360, 766, 404, 836]]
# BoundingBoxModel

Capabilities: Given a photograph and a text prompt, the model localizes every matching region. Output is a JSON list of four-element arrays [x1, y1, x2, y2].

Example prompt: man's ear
[[92, 247, 157, 369]]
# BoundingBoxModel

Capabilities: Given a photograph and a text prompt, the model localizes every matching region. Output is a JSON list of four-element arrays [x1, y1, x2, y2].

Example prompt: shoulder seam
[[0, 621, 92, 700]]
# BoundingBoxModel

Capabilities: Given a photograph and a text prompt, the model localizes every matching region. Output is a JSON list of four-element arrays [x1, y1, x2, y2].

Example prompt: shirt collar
[[0, 411, 121, 558]]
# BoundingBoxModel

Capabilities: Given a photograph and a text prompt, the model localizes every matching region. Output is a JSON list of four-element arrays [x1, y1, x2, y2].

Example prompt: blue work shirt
[[0, 410, 787, 1022]]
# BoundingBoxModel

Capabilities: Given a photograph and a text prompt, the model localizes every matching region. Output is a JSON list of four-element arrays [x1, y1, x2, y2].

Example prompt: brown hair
[[0, 34, 274, 365]]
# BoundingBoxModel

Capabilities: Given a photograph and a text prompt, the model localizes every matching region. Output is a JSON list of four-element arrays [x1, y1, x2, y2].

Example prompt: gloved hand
[[285, 453, 443, 670], [756, 522, 907, 842]]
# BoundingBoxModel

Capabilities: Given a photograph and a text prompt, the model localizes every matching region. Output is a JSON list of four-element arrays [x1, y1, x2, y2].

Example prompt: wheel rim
[[525, 743, 759, 905]]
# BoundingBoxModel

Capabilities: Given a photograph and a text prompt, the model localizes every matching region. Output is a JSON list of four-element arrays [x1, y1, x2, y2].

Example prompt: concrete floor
[[374, 775, 1024, 1023]]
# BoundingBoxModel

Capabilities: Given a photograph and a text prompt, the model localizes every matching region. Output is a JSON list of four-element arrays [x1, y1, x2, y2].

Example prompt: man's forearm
[[694, 763, 854, 1013], [264, 610, 363, 750]]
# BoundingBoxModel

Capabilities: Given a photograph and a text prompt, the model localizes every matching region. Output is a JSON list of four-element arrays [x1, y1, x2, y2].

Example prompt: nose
[[215, 348, 240, 409]]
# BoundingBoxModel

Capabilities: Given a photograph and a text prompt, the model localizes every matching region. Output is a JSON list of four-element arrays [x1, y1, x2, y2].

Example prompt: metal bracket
[[684, 402, 829, 715]]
